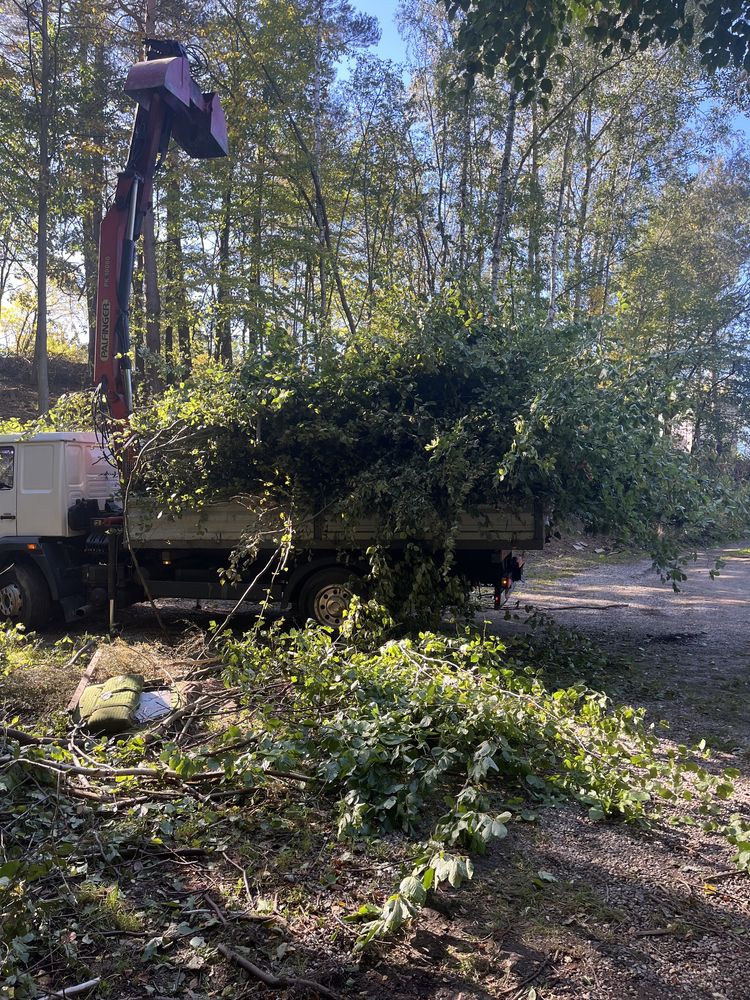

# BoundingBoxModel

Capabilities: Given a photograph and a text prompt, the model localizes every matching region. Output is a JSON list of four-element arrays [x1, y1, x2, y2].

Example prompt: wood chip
[[66, 647, 105, 713]]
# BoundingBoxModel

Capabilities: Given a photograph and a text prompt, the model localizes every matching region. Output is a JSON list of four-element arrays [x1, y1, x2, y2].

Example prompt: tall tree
[[10, 0, 64, 413]]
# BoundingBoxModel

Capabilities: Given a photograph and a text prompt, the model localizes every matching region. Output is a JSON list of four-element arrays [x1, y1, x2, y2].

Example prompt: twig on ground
[[223, 851, 255, 909], [37, 977, 101, 999], [499, 955, 553, 997], [205, 894, 229, 926], [633, 926, 682, 937], [65, 638, 98, 669], [527, 602, 630, 611], [98, 930, 149, 938], [65, 644, 102, 713], [218, 943, 340, 999], [704, 870, 746, 883]]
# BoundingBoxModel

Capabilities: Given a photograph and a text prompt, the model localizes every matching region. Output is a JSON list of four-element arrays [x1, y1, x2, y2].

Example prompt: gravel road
[[467, 541, 750, 1000], [509, 540, 750, 745]]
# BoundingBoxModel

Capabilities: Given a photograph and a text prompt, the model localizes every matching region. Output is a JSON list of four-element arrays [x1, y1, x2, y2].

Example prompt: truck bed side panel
[[126, 500, 544, 551]]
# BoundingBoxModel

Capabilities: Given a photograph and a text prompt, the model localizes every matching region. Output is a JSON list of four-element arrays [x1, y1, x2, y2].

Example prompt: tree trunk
[[143, 216, 161, 363], [457, 82, 472, 275], [490, 86, 517, 304], [313, 1, 327, 331], [573, 96, 594, 321], [142, 0, 160, 381], [165, 164, 191, 372], [547, 116, 573, 324], [34, 0, 52, 415], [249, 114, 268, 352], [133, 250, 145, 383], [215, 185, 233, 363], [527, 98, 540, 301], [83, 42, 106, 378]]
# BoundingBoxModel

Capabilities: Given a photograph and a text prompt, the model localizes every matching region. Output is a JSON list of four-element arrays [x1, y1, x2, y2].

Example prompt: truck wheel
[[0, 562, 52, 630], [296, 567, 361, 628]]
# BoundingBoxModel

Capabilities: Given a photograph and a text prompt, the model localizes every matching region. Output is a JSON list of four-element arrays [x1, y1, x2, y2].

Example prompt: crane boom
[[93, 39, 228, 422]]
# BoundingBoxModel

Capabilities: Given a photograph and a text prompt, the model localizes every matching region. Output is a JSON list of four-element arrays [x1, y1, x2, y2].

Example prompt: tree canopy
[[446, 0, 750, 97]]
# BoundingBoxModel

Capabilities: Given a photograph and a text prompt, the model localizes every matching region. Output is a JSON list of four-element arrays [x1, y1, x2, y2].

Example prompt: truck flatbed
[[126, 498, 544, 550], [0, 434, 542, 629]]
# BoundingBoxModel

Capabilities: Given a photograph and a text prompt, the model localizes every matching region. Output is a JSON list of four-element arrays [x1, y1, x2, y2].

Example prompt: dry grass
[[0, 635, 183, 728]]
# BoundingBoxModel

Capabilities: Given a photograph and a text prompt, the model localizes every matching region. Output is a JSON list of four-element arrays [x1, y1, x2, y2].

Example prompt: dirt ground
[[4, 540, 750, 1000], [0, 354, 88, 421], [512, 538, 750, 746], [366, 539, 750, 1000]]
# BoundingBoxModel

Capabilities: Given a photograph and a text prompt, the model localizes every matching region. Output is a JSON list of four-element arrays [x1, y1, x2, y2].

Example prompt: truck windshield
[[0, 446, 14, 490]]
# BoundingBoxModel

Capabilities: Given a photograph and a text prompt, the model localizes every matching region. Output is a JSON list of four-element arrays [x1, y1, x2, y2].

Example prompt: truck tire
[[0, 561, 53, 631], [296, 567, 361, 628]]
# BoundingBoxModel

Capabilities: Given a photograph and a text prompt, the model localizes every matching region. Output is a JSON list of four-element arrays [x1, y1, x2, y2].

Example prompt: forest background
[[1, 0, 750, 552]]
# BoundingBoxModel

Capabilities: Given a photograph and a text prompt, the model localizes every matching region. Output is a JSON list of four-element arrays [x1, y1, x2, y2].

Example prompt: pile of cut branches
[[124, 297, 748, 574], [1, 609, 745, 995]]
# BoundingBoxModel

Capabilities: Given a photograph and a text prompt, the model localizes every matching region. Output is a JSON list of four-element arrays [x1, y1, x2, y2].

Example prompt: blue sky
[[350, 1, 750, 142], [353, 0, 406, 62]]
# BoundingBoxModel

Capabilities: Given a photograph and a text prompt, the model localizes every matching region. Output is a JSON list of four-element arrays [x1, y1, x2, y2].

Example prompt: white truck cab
[[0, 433, 118, 627], [0, 433, 116, 538]]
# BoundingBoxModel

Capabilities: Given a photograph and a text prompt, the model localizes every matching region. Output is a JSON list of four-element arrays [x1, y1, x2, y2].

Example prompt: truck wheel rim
[[314, 584, 351, 627], [0, 583, 22, 618]]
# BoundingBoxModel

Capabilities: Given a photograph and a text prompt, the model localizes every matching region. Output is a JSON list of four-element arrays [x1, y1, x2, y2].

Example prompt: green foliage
[[349, 848, 479, 949], [447, 0, 750, 98], [724, 814, 750, 872], [0, 625, 28, 677], [216, 604, 741, 944], [0, 390, 93, 436], [220, 606, 725, 831]]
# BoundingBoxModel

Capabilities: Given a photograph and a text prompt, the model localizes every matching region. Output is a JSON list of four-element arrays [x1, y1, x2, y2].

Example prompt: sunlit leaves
[[447, 0, 750, 102]]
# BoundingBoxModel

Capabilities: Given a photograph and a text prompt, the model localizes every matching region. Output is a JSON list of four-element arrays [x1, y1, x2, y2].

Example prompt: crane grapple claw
[[125, 55, 228, 159], [172, 92, 228, 159]]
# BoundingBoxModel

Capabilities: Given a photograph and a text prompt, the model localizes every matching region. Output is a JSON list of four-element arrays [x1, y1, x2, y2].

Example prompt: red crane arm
[[93, 39, 228, 422]]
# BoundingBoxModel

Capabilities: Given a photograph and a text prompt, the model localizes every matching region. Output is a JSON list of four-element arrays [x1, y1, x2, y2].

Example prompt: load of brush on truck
[[0, 41, 549, 633], [0, 288, 557, 634]]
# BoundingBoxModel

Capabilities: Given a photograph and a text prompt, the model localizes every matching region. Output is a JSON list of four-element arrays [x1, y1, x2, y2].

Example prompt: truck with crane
[[0, 41, 542, 632]]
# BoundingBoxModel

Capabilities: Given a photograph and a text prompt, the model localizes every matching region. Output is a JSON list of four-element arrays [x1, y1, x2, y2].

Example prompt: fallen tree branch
[[526, 603, 630, 611], [65, 787, 174, 805], [66, 645, 104, 713], [0, 725, 57, 746], [217, 943, 340, 999], [0, 752, 315, 793], [37, 977, 101, 1000]]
